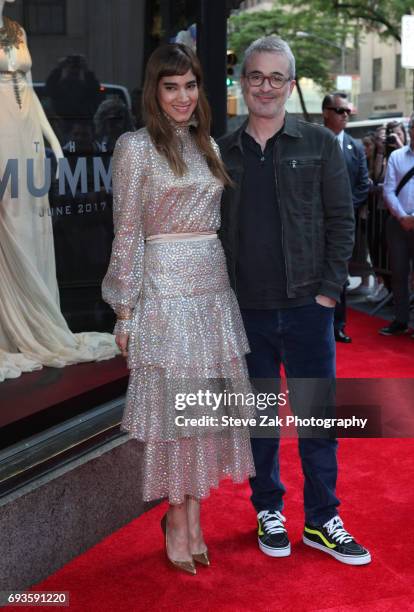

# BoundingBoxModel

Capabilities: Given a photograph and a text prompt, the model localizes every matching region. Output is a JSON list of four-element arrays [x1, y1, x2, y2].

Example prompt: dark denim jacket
[[218, 114, 355, 302]]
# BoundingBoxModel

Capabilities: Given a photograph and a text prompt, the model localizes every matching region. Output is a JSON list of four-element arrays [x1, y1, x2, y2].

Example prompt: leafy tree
[[294, 0, 413, 43], [228, 5, 352, 120]]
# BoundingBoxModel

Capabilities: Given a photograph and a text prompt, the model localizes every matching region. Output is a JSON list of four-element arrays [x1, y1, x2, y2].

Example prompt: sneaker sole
[[303, 536, 371, 565], [258, 538, 291, 557]]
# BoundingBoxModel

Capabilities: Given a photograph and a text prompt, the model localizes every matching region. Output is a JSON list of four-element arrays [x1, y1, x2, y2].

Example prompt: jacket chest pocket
[[282, 158, 322, 207]]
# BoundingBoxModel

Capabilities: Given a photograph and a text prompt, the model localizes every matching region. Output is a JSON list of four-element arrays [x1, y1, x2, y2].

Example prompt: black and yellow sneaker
[[303, 515, 371, 565], [257, 510, 291, 557]]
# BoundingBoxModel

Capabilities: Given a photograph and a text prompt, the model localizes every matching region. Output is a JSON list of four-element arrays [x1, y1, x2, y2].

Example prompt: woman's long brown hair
[[142, 43, 231, 186]]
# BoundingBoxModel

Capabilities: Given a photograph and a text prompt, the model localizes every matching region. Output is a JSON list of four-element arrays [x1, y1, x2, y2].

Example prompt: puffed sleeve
[[102, 132, 146, 335]]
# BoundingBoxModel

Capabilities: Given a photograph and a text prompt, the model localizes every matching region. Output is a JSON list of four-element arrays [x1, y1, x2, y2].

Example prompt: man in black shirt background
[[219, 36, 371, 565]]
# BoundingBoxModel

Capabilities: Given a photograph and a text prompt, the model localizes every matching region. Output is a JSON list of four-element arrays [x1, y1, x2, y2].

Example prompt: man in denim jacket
[[219, 35, 371, 565]]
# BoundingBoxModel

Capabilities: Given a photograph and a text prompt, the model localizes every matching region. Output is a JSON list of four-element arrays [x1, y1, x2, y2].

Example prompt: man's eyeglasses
[[325, 106, 351, 116], [246, 72, 291, 89]]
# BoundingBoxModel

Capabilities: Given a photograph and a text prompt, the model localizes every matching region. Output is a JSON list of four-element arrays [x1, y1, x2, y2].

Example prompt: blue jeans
[[241, 303, 340, 525]]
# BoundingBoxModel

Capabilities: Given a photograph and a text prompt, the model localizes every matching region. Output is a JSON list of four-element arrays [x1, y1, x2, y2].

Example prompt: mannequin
[[0, 0, 118, 382]]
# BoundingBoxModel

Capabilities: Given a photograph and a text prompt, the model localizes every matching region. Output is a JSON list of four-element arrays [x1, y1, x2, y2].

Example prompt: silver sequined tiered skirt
[[122, 236, 255, 503]]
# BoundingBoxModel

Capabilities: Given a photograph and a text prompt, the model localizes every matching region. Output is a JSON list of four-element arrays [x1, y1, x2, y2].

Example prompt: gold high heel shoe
[[192, 550, 210, 566], [186, 496, 210, 566], [161, 514, 196, 576]]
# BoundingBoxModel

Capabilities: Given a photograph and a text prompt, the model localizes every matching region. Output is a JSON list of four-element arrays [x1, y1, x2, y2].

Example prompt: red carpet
[[20, 310, 414, 611], [336, 309, 414, 378]]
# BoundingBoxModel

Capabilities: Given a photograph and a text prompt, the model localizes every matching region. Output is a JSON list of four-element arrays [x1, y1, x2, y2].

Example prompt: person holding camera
[[380, 116, 414, 337], [385, 120, 407, 157]]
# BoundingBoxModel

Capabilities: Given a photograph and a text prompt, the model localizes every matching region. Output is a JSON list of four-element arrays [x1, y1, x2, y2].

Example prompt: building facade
[[239, 0, 274, 11], [358, 31, 411, 119]]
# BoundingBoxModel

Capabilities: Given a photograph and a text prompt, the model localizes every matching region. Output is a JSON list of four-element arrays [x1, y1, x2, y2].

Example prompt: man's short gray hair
[[241, 35, 296, 80]]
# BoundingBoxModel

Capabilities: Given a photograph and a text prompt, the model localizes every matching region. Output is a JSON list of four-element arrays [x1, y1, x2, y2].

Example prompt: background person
[[46, 54, 101, 138], [379, 114, 414, 337], [93, 98, 135, 154], [385, 120, 407, 157], [362, 133, 375, 174], [322, 92, 370, 343], [365, 126, 391, 303]]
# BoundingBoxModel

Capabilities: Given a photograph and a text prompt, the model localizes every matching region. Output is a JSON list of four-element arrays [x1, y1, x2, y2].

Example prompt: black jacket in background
[[342, 131, 370, 209]]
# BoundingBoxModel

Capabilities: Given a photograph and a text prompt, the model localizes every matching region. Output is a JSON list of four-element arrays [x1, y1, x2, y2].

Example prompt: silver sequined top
[[102, 126, 223, 326]]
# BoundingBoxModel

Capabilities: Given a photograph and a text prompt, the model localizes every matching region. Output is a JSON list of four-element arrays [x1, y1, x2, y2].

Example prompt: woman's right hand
[[115, 333, 129, 358]]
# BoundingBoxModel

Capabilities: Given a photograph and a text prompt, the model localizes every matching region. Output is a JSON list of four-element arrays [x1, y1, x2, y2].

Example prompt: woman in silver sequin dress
[[102, 44, 255, 574]]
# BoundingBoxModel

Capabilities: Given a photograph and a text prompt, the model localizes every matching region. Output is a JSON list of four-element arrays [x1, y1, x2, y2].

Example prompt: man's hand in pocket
[[315, 294, 336, 308]]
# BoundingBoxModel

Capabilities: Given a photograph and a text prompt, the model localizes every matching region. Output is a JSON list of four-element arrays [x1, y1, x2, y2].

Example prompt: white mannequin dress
[[0, 20, 117, 382]]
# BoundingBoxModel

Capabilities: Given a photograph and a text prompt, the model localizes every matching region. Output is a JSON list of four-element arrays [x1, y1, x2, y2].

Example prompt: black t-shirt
[[236, 129, 314, 309]]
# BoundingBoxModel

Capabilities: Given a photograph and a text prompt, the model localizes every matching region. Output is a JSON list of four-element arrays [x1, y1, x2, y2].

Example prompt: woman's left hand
[[115, 333, 129, 358]]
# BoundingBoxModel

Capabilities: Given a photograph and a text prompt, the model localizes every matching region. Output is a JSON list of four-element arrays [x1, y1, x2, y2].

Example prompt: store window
[[0, 0, 148, 459], [23, 0, 66, 35], [372, 57, 382, 92], [0, 0, 212, 492]]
